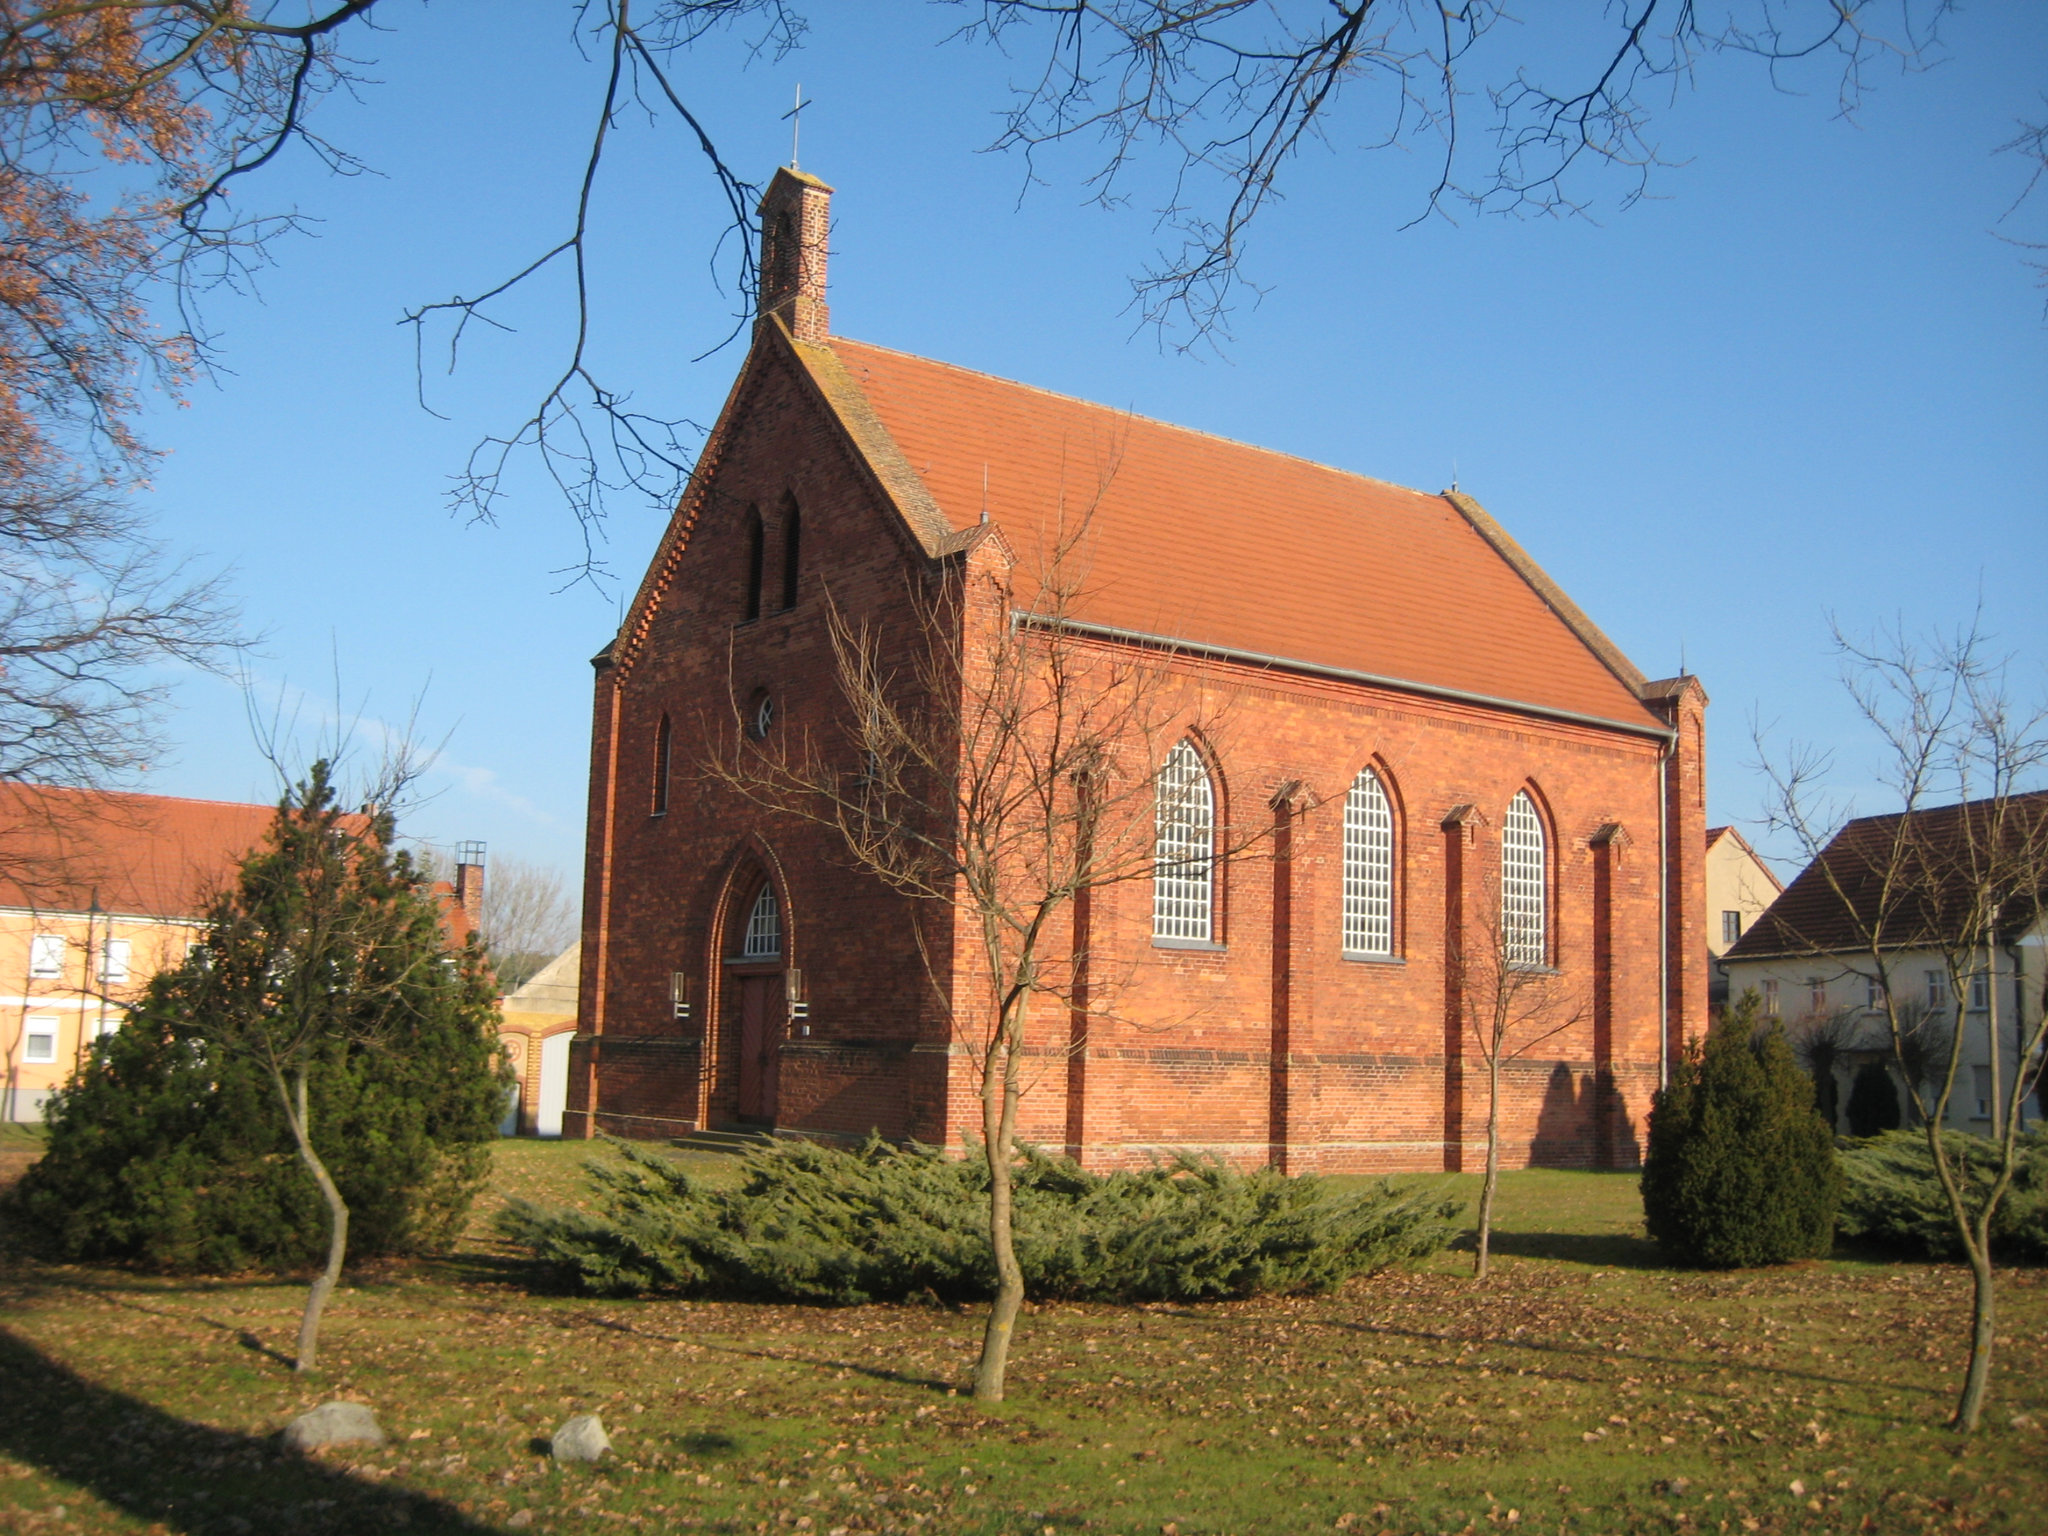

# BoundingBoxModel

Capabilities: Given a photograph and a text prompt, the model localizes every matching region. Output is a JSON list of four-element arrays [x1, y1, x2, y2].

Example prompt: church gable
[[609, 327, 944, 682]]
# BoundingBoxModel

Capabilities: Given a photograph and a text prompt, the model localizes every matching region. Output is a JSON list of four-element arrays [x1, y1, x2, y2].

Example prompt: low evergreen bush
[[1640, 993, 1842, 1268], [1837, 1129, 2048, 1262], [498, 1136, 1461, 1303]]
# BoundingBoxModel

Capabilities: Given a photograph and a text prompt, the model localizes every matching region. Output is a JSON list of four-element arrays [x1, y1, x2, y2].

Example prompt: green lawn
[[2, 1140, 2043, 1535]]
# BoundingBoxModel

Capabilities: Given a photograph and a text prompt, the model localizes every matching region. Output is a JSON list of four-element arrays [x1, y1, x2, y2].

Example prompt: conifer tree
[[17, 762, 509, 1370], [1641, 991, 1842, 1268]]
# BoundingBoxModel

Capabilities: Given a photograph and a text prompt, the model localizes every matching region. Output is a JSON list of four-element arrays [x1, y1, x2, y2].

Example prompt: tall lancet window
[[743, 506, 765, 621], [1342, 768, 1395, 956], [1502, 790, 1547, 968], [652, 713, 672, 816], [742, 885, 782, 959], [1153, 740, 1215, 942], [780, 497, 802, 610]]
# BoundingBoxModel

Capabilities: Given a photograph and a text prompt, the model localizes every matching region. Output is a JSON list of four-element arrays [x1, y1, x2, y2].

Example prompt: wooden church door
[[736, 974, 780, 1123]]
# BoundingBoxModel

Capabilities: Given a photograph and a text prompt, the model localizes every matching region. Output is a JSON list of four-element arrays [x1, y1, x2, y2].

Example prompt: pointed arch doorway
[[722, 877, 785, 1127]]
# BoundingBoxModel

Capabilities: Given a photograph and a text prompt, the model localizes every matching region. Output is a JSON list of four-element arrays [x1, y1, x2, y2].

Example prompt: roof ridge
[[827, 335, 1444, 505], [2, 782, 274, 814]]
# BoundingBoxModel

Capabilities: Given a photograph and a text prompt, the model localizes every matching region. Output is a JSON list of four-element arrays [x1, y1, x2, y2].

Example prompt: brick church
[[565, 166, 1707, 1171]]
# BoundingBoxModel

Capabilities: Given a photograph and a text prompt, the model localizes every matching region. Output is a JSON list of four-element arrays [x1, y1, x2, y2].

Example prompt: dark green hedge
[[1641, 996, 1842, 1268], [499, 1136, 1461, 1304]]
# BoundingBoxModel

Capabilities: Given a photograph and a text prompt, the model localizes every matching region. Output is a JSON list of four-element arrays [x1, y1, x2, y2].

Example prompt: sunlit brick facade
[[568, 168, 1707, 1172]]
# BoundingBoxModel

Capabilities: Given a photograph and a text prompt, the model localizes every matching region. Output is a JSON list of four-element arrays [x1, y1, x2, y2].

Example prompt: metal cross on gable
[[783, 82, 812, 170]]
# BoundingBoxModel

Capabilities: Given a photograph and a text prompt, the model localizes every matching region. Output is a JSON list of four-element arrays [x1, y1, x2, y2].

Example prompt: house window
[[1974, 1066, 1993, 1119], [780, 497, 802, 610], [1865, 974, 1881, 1011], [29, 933, 63, 979], [743, 506, 765, 621], [1721, 910, 1742, 946], [1763, 979, 1780, 1017], [741, 886, 782, 959], [99, 938, 130, 984], [652, 713, 672, 816], [1501, 790, 1546, 968], [1152, 740, 1215, 943], [1926, 970, 1945, 1011], [1341, 768, 1394, 957], [1968, 971, 1989, 1012], [23, 1016, 58, 1064], [1807, 978, 1826, 1016]]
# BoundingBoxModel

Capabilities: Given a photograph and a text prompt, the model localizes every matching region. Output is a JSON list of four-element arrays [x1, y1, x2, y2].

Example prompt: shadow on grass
[[1472, 1229, 1667, 1269], [0, 1328, 502, 1535]]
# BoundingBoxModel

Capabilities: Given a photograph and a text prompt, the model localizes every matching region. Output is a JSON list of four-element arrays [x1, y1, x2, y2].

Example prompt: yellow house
[[1704, 826, 1782, 1010], [2, 784, 277, 1121], [498, 943, 579, 1137]]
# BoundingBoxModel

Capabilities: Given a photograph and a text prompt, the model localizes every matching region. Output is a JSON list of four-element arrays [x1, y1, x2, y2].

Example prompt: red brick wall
[[576, 335, 1698, 1173], [571, 338, 957, 1143]]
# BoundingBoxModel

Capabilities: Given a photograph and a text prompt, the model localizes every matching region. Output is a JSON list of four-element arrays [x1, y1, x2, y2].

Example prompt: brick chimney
[[758, 166, 832, 343], [453, 840, 486, 936]]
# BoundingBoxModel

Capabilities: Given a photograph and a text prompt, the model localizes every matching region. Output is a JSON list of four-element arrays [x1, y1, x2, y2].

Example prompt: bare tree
[[1789, 1006, 1864, 1131], [0, 476, 238, 790], [176, 742, 498, 1374], [479, 855, 579, 992], [1761, 617, 2048, 1432], [706, 508, 1263, 1402], [1455, 864, 1583, 1280]]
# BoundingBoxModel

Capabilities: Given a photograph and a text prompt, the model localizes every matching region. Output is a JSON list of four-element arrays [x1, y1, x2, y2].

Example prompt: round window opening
[[749, 692, 775, 740]]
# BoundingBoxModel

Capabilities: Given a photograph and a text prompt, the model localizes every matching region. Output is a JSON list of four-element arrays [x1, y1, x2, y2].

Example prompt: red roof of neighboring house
[[1724, 792, 2048, 960], [813, 336, 1667, 734], [0, 783, 277, 921]]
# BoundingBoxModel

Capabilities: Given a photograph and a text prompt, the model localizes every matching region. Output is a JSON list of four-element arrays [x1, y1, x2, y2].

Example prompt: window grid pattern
[[1502, 791, 1547, 968], [1342, 769, 1395, 955], [742, 886, 782, 958], [1153, 741, 1214, 941]]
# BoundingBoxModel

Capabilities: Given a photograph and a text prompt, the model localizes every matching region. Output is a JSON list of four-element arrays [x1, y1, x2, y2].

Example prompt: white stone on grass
[[550, 1413, 611, 1463], [281, 1401, 386, 1451]]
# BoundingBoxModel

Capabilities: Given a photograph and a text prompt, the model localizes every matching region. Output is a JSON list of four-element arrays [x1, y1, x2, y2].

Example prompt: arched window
[[743, 506, 765, 621], [1502, 789, 1547, 968], [780, 497, 802, 610], [1342, 767, 1395, 956], [1153, 739, 1215, 942], [741, 884, 781, 958], [652, 713, 672, 816]]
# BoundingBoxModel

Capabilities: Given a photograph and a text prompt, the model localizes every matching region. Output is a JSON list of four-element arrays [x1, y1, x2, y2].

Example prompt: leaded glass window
[[1153, 740, 1214, 941], [1343, 768, 1394, 955], [1502, 790, 1546, 968], [742, 885, 782, 958]]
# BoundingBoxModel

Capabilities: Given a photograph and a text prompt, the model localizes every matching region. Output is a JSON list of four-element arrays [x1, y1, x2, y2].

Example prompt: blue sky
[[132, 3, 2047, 881]]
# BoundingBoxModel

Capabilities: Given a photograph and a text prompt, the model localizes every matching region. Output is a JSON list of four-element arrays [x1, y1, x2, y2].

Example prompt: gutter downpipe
[[1658, 738, 1671, 1090]]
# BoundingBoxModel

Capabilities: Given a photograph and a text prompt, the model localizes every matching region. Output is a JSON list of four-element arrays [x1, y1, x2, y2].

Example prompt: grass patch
[[1, 1145, 2044, 1535]]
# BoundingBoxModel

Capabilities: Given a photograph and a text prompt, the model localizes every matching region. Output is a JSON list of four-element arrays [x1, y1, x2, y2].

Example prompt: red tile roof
[[1725, 792, 2048, 960], [0, 783, 276, 921], [813, 337, 1666, 733]]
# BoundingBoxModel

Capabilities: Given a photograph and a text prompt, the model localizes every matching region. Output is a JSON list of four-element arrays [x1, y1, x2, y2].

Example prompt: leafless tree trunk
[[1455, 870, 1583, 1281], [273, 1062, 350, 1374], [1761, 616, 2048, 1432]]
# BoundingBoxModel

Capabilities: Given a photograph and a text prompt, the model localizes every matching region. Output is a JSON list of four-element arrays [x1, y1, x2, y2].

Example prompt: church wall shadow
[[0, 1327, 501, 1535], [1526, 1061, 1642, 1170]]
